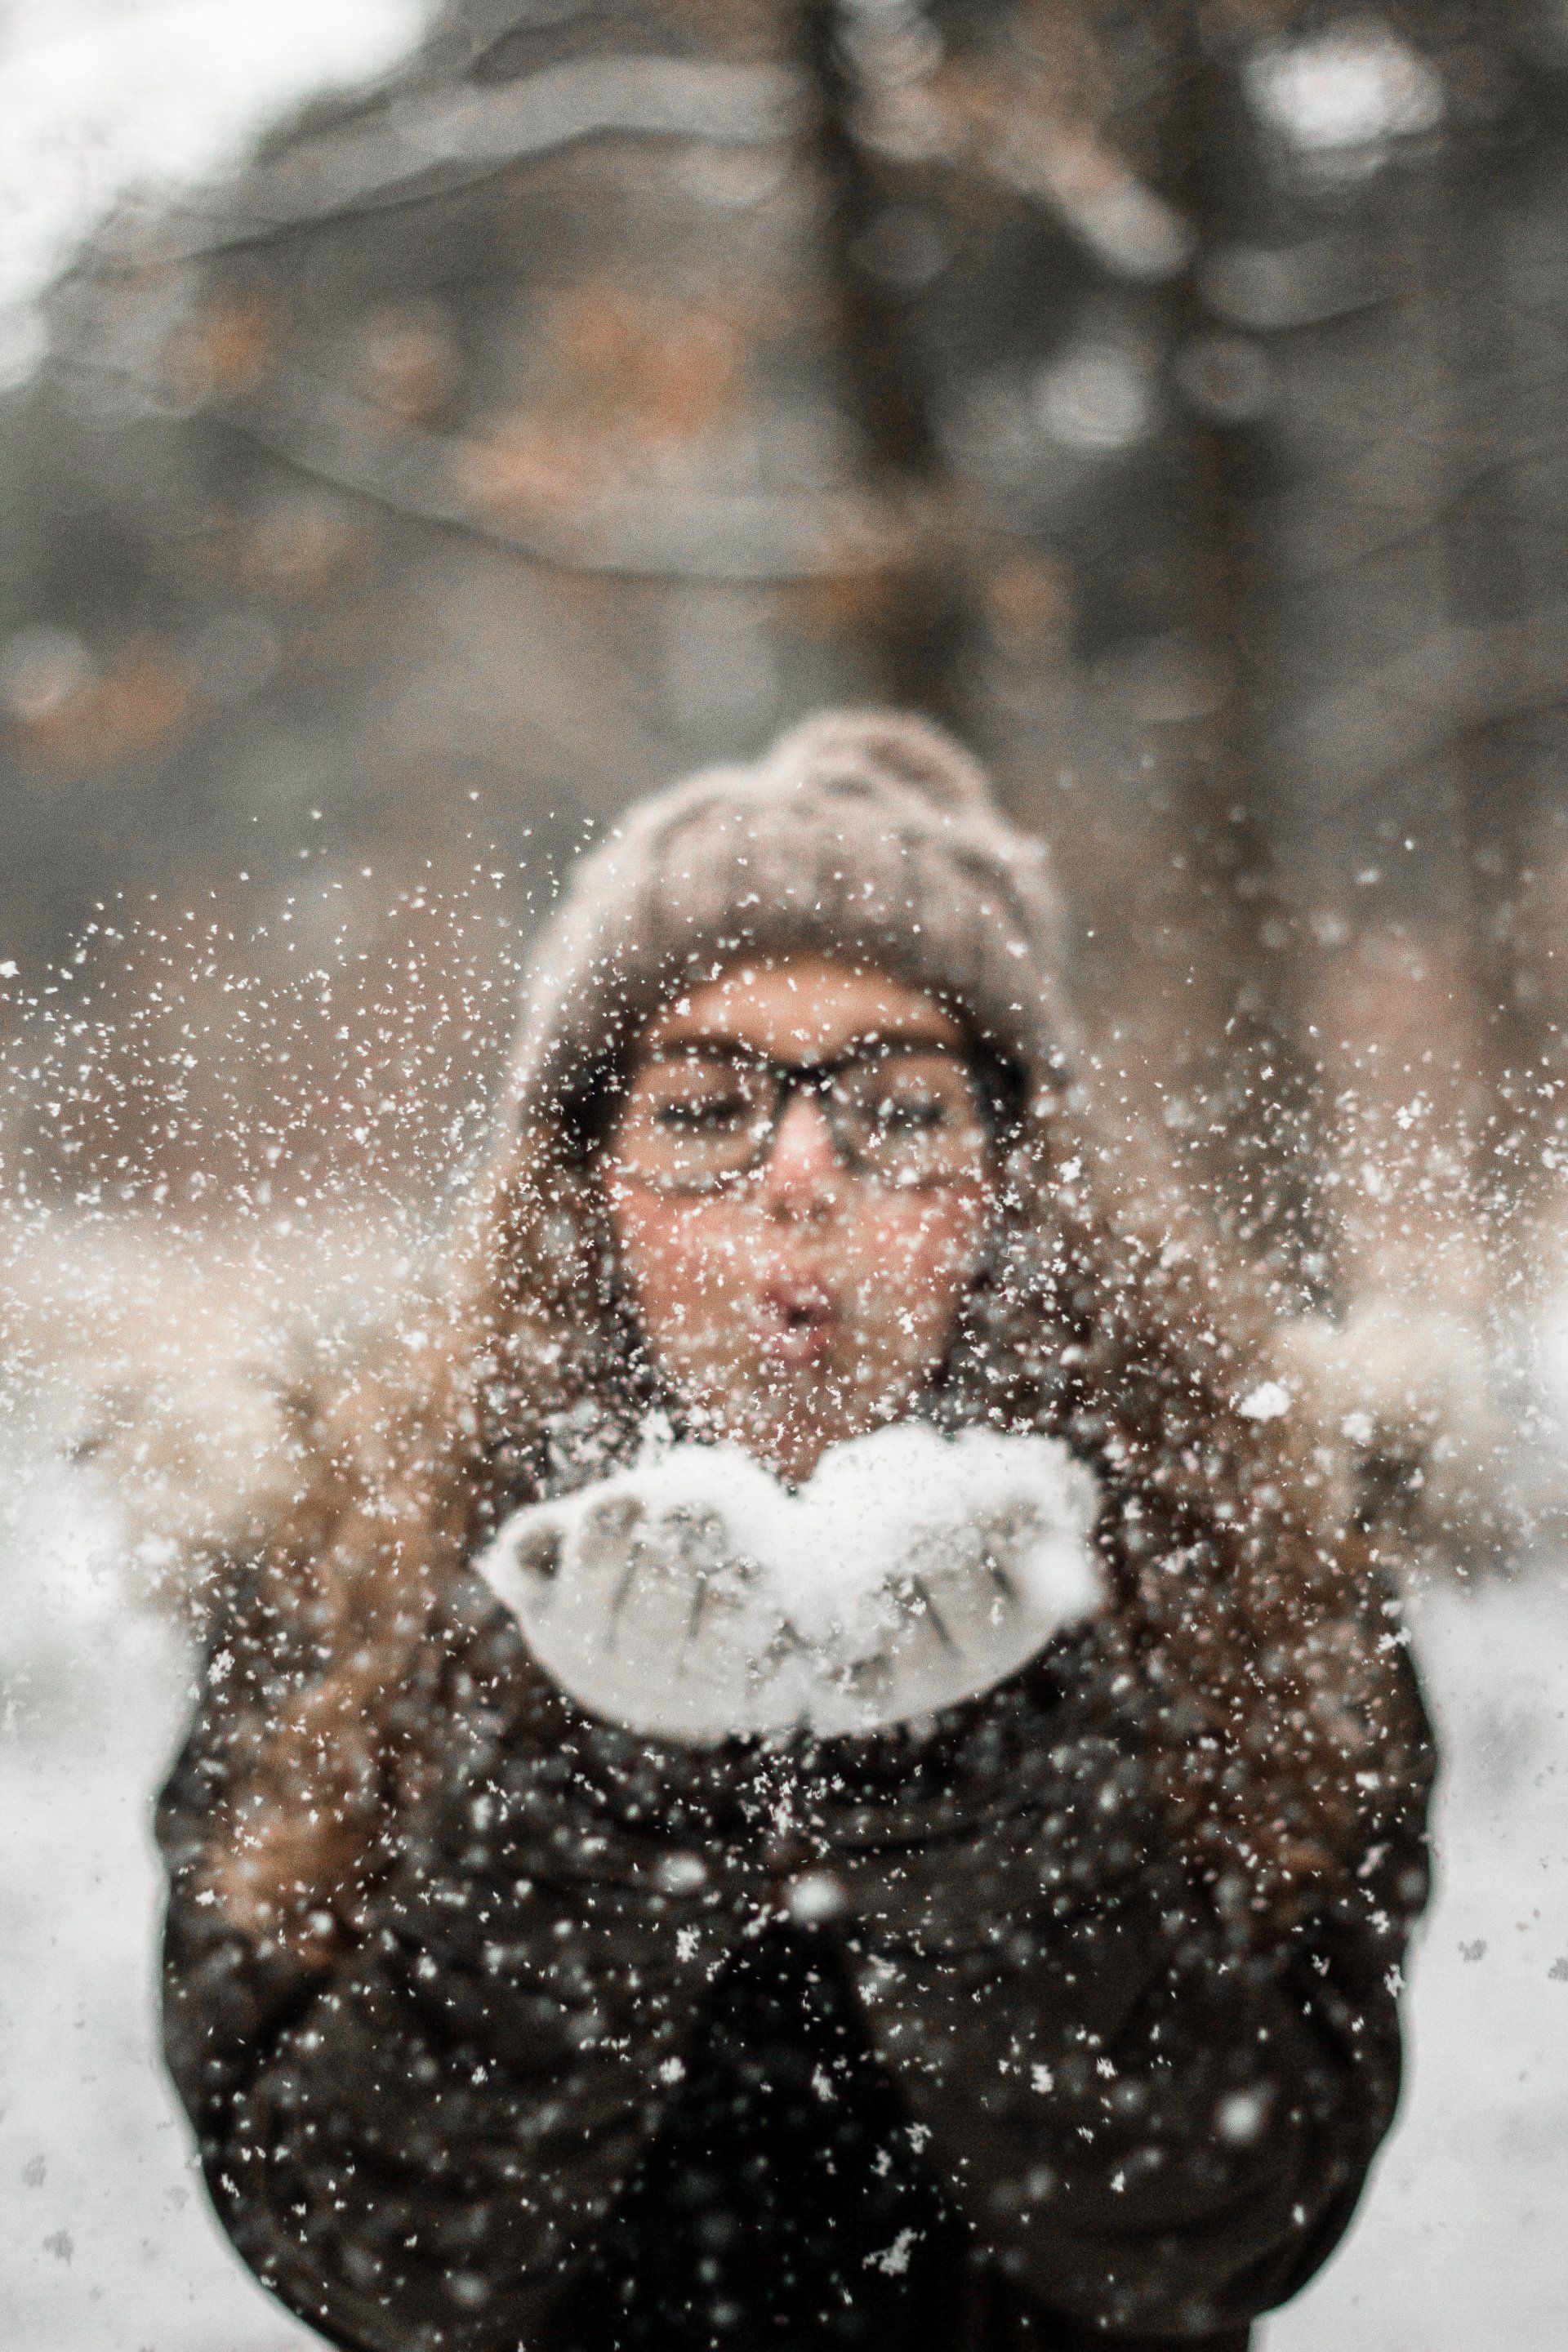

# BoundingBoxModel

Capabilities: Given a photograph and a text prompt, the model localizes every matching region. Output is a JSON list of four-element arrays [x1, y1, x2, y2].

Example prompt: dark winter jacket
[[158, 1563, 1432, 2352]]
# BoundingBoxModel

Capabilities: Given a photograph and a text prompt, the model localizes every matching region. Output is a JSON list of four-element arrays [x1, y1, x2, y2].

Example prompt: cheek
[[841, 1190, 991, 1326], [608, 1192, 753, 1352]]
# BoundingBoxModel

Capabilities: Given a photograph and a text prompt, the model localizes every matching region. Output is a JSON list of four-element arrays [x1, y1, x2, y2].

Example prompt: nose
[[755, 1091, 842, 1222]]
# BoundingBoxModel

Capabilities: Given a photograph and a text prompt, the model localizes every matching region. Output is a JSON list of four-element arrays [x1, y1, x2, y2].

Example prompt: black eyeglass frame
[[602, 1036, 1015, 1196]]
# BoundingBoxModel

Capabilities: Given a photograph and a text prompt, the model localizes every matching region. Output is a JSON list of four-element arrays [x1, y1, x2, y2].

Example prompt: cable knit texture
[[503, 708, 1078, 1148]]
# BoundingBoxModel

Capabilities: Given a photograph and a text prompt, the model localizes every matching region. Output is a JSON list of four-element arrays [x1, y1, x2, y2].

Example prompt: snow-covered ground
[[3, 1416, 1567, 2349], [1267, 1566, 1568, 2350], [0, 1446, 318, 2349]]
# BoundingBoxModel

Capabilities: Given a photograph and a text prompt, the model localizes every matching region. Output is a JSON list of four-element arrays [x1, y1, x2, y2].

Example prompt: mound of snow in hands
[[479, 1420, 1107, 1742]]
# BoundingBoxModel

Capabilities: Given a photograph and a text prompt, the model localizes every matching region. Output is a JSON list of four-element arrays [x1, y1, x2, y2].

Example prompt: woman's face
[[601, 953, 1001, 1485]]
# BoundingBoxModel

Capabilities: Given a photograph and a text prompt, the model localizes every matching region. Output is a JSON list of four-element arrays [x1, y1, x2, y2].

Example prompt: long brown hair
[[189, 1059, 1408, 1967]]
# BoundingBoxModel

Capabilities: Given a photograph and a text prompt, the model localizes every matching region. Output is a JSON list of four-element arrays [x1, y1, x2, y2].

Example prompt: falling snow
[[3, 11, 1566, 2344]]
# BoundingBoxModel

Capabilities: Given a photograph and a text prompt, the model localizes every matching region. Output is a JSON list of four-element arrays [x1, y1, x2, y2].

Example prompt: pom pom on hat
[[762, 707, 998, 819]]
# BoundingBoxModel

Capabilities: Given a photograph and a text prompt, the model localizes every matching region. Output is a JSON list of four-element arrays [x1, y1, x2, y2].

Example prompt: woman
[[157, 711, 1432, 2352]]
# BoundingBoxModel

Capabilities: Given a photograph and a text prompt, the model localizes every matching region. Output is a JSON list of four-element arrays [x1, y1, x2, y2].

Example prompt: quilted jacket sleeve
[[837, 1642, 1435, 2341]]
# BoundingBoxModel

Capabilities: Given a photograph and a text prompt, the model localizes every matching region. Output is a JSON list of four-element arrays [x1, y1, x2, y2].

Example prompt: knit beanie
[[505, 710, 1076, 1142]]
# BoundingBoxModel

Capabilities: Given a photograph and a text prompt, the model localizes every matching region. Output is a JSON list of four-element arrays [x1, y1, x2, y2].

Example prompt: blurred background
[[3, 3, 1568, 2346]]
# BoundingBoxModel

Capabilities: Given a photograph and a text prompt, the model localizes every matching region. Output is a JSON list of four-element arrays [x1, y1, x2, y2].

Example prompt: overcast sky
[[0, 0, 434, 385]]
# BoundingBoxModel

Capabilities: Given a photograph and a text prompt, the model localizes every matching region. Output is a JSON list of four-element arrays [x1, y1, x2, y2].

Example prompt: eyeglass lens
[[608, 1048, 991, 1193]]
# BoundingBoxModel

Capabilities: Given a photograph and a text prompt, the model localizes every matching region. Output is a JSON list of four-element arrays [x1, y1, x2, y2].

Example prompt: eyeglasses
[[605, 1041, 997, 1196]]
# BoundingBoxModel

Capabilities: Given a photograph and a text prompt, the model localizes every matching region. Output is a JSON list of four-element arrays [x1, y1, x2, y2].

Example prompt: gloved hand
[[477, 1422, 1105, 1744]]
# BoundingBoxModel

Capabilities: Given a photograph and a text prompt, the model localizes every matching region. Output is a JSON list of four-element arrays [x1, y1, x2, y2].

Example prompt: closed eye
[[872, 1098, 948, 1130], [653, 1096, 751, 1132]]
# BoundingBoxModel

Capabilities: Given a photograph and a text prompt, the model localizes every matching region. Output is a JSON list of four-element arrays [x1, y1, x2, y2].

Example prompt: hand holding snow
[[477, 1423, 1106, 1743]]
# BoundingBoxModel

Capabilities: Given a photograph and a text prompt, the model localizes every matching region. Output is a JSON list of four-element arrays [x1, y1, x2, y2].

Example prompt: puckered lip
[[756, 1276, 837, 1364]]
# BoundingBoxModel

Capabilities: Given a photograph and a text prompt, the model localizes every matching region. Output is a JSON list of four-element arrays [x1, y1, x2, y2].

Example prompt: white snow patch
[[1246, 24, 1444, 158], [0, 1437, 318, 2349], [1238, 1379, 1292, 1422], [1263, 1567, 1568, 2352], [864, 2226, 920, 2276]]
